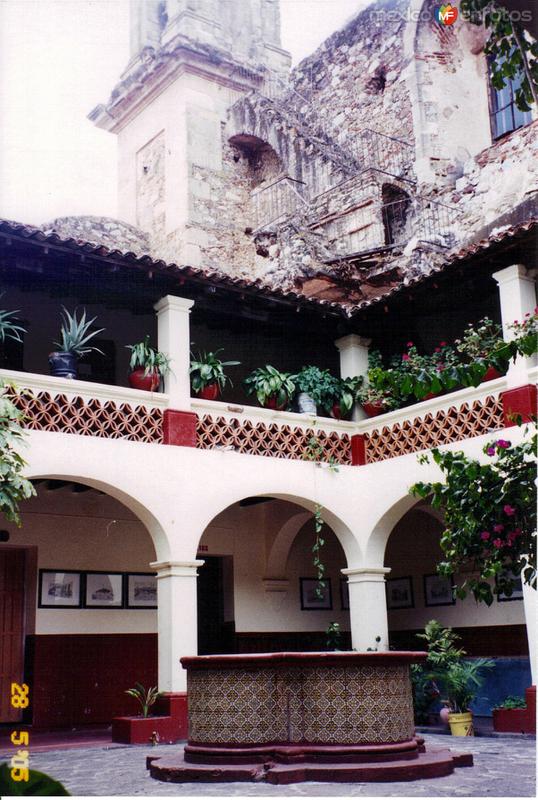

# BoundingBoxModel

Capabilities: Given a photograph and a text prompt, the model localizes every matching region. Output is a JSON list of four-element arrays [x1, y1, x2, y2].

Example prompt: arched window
[[489, 64, 533, 140]]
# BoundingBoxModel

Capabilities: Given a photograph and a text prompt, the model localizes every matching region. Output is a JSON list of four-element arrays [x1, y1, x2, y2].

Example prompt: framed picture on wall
[[39, 570, 81, 608], [84, 571, 124, 608], [424, 573, 456, 607], [127, 573, 158, 608], [340, 578, 349, 610], [386, 577, 414, 609], [300, 578, 332, 610], [497, 572, 524, 602]]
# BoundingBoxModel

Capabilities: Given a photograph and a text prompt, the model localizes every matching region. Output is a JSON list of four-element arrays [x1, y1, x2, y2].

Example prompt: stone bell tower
[[89, 0, 291, 268]]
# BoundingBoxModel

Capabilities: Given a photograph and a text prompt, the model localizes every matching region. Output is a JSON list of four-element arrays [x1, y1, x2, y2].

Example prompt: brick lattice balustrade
[[362, 395, 504, 463], [8, 388, 163, 443], [196, 414, 352, 464]]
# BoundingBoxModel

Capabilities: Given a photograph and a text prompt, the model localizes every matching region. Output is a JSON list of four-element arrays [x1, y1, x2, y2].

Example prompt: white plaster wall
[[4, 484, 157, 635], [199, 504, 350, 632], [385, 509, 525, 631]]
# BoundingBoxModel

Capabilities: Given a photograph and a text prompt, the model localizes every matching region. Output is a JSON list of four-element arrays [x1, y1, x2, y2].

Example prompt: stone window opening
[[381, 184, 412, 247], [488, 57, 533, 141], [365, 66, 387, 94]]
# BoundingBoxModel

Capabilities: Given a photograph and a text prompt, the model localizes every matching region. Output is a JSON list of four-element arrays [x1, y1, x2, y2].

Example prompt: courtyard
[[0, 733, 535, 797]]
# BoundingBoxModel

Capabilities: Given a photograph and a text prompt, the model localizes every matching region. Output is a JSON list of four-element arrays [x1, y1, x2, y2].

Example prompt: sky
[[0, 0, 364, 226]]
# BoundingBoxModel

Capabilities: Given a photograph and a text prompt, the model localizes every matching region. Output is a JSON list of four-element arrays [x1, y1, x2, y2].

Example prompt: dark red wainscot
[[112, 692, 188, 744], [163, 410, 197, 447], [492, 686, 536, 734], [501, 384, 537, 427]]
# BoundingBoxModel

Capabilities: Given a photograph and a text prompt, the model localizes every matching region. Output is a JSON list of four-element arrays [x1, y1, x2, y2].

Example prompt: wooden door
[[0, 549, 26, 722]]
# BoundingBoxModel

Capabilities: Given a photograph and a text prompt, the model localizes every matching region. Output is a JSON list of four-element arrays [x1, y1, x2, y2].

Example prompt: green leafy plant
[[312, 503, 326, 599], [0, 297, 25, 343], [493, 695, 526, 709], [411, 425, 536, 605], [126, 335, 171, 378], [0, 384, 36, 525], [324, 375, 363, 417], [125, 683, 162, 718], [455, 317, 504, 362], [189, 349, 240, 393], [0, 762, 70, 796], [243, 365, 295, 408], [326, 621, 342, 650], [508, 308, 538, 357], [460, 0, 537, 111], [54, 307, 104, 357], [411, 621, 465, 722], [293, 366, 336, 409]]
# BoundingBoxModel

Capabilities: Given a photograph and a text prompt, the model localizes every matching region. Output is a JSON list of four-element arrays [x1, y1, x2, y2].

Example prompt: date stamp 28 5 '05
[[9, 683, 30, 782]]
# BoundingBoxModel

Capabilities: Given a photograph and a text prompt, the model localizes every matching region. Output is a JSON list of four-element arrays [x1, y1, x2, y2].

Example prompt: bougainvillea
[[411, 425, 536, 605], [0, 383, 35, 524]]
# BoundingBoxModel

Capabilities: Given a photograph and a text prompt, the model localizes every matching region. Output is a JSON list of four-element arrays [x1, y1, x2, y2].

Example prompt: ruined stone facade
[[80, 0, 536, 300]]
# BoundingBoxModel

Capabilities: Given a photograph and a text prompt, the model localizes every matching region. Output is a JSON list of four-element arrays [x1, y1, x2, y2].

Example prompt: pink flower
[[440, 341, 447, 346], [407, 341, 413, 347], [493, 538, 503, 548], [480, 531, 490, 540], [493, 524, 504, 533], [435, 347, 441, 353], [486, 446, 496, 456], [402, 354, 410, 361], [496, 439, 511, 449], [503, 504, 516, 516]]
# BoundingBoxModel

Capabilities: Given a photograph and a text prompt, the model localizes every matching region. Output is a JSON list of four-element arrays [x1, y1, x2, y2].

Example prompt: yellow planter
[[448, 711, 474, 736]]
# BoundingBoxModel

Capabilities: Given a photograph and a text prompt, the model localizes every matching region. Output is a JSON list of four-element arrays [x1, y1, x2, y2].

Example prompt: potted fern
[[244, 365, 296, 410], [126, 336, 170, 391], [190, 349, 240, 400], [49, 307, 104, 379]]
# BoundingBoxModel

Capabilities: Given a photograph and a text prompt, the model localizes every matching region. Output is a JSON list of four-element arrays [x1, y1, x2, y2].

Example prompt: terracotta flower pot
[[362, 401, 386, 418], [330, 403, 352, 420], [263, 394, 288, 411], [128, 368, 160, 392], [196, 383, 220, 401], [481, 366, 502, 383]]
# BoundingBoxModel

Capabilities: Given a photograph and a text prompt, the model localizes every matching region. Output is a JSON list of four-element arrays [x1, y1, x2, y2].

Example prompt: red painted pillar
[[351, 434, 367, 466], [163, 409, 197, 446], [501, 384, 537, 427]]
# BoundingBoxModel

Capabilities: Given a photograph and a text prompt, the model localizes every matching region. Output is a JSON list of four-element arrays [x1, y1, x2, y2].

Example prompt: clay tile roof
[[1, 215, 536, 319]]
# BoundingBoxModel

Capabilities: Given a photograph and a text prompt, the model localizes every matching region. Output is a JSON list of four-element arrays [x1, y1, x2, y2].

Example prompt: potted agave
[[0, 300, 25, 346], [126, 336, 170, 391], [190, 349, 240, 401], [244, 365, 295, 410], [112, 683, 178, 745], [49, 307, 104, 379]]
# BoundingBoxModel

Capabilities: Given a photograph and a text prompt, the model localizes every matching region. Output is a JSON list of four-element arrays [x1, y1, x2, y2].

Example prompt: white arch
[[24, 435, 172, 561], [264, 510, 312, 578]]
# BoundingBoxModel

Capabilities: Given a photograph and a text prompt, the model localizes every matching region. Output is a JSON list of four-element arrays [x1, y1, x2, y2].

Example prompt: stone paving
[[0, 734, 535, 797]]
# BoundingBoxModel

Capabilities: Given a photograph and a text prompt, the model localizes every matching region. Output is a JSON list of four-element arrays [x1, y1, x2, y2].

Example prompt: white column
[[150, 559, 204, 692], [342, 566, 391, 651], [154, 295, 194, 408], [334, 334, 371, 421], [522, 578, 537, 684], [493, 265, 537, 387]]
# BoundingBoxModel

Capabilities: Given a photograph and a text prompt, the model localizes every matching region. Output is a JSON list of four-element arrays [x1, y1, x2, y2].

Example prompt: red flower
[[407, 341, 413, 347], [440, 341, 447, 346], [402, 354, 410, 361], [435, 347, 441, 353], [503, 504, 516, 516], [486, 446, 496, 456], [480, 531, 490, 540], [493, 538, 503, 548], [493, 524, 504, 533], [496, 439, 511, 449]]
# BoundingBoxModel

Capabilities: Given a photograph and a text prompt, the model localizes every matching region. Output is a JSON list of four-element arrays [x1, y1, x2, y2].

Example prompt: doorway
[[197, 556, 235, 655], [0, 548, 26, 723]]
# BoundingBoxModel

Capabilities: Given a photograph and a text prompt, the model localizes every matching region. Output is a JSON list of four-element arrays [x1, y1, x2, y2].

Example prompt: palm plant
[[54, 307, 104, 356], [125, 683, 161, 718], [441, 658, 495, 713]]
